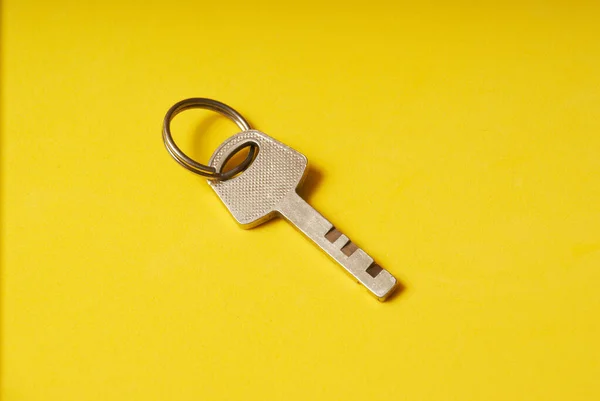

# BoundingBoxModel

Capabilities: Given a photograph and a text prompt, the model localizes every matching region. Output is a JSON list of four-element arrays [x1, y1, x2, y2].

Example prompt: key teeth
[[351, 248, 373, 267], [332, 234, 349, 249], [347, 250, 397, 301], [327, 230, 360, 258]]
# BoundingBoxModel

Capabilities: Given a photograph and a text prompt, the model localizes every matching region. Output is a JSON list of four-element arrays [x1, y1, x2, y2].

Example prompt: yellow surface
[[2, 1, 600, 400]]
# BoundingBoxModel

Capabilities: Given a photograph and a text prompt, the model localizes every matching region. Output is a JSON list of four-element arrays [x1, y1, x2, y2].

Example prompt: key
[[208, 130, 398, 300]]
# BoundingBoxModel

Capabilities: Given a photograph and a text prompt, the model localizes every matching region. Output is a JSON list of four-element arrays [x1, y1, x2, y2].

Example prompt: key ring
[[162, 98, 257, 180]]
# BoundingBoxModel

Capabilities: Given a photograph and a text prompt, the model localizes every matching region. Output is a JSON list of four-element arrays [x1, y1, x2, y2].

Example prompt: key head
[[208, 130, 308, 228]]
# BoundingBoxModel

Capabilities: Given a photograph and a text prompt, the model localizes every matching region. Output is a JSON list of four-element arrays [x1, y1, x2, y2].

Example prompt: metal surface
[[208, 130, 398, 300], [162, 98, 257, 180]]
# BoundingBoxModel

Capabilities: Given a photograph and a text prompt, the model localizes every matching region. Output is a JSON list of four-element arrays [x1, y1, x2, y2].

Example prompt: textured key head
[[208, 130, 308, 228]]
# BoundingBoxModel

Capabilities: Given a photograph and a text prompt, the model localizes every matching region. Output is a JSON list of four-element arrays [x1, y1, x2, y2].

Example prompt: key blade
[[277, 192, 398, 301]]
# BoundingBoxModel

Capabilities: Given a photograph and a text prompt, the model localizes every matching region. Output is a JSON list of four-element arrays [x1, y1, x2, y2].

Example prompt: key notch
[[341, 241, 359, 257], [325, 227, 343, 243], [366, 263, 384, 278]]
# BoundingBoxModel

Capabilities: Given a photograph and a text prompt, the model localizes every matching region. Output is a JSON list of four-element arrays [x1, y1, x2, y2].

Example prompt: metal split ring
[[162, 98, 257, 180]]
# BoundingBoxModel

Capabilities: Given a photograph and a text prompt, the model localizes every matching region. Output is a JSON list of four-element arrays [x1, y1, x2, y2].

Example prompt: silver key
[[207, 130, 398, 301]]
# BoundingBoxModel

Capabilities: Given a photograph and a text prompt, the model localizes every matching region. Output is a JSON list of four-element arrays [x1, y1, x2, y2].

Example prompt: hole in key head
[[325, 227, 343, 243], [366, 263, 383, 278], [219, 142, 258, 179], [341, 241, 359, 257]]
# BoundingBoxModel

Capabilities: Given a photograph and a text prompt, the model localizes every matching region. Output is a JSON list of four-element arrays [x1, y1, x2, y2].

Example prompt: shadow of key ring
[[162, 98, 257, 180]]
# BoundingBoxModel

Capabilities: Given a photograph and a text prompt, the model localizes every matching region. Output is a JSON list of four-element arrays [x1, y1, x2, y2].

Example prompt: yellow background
[[2, 1, 600, 400]]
